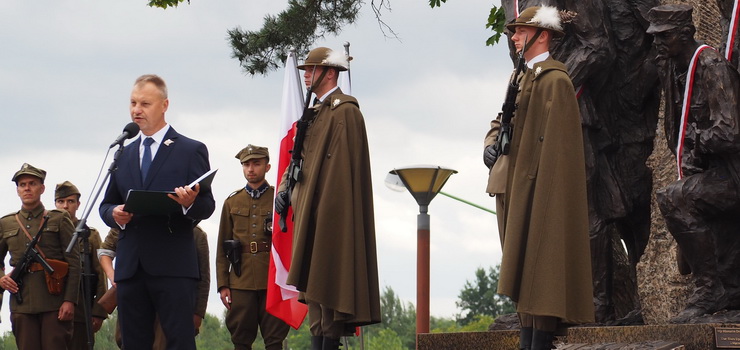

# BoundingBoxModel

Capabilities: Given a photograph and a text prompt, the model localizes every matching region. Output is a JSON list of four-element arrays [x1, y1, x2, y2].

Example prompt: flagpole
[[344, 41, 352, 91]]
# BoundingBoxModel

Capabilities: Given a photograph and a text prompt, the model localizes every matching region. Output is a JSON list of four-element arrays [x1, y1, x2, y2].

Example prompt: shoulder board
[[0, 212, 18, 220], [329, 95, 359, 110], [48, 208, 69, 217], [228, 188, 245, 198]]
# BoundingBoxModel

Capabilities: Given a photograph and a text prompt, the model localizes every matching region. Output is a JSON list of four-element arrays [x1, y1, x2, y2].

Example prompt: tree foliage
[[367, 328, 405, 350], [147, 0, 188, 9], [145, 0, 506, 75], [228, 0, 361, 76], [0, 332, 17, 350], [485, 6, 508, 46], [375, 285, 417, 349], [195, 312, 234, 350], [429, 0, 507, 45], [456, 265, 515, 325]]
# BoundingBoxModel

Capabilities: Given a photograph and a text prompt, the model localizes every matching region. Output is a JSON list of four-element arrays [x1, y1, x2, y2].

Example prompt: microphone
[[109, 122, 140, 148]]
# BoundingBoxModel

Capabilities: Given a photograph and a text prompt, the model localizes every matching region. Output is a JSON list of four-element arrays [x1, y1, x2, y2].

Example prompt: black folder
[[123, 169, 218, 215]]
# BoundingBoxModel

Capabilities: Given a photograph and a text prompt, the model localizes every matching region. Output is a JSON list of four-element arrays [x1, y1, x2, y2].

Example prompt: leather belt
[[243, 241, 270, 254]]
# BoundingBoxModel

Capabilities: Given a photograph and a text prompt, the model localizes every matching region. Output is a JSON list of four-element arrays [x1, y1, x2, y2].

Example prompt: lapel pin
[[164, 139, 174, 146]]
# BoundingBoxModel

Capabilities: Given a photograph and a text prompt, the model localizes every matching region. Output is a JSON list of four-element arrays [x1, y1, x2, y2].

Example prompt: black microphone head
[[123, 122, 140, 138]]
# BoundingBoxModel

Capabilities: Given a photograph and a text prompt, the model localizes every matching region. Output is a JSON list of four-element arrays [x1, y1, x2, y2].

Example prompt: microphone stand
[[66, 142, 125, 350]]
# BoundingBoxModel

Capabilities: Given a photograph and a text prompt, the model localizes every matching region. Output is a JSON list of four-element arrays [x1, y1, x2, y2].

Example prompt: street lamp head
[[388, 165, 457, 208], [384, 172, 407, 193]]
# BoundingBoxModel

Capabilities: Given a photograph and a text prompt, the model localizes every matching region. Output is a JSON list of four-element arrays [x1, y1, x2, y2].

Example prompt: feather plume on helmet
[[297, 47, 350, 71], [506, 5, 578, 38]]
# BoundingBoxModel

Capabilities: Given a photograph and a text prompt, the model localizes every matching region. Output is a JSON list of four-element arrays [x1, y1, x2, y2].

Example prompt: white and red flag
[[266, 50, 308, 329], [726, 0, 740, 61]]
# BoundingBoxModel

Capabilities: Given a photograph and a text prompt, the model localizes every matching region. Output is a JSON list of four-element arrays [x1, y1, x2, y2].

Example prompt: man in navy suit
[[99, 74, 215, 349]]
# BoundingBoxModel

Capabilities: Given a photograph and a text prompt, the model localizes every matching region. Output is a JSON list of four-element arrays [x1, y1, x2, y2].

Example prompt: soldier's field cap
[[12, 163, 46, 183], [647, 4, 693, 34], [236, 144, 269, 163], [55, 181, 81, 200]]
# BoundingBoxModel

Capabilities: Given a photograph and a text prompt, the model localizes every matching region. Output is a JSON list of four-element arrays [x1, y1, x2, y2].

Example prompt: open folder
[[123, 168, 218, 215]]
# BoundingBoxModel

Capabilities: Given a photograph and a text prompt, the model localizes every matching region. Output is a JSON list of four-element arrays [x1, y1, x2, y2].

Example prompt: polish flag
[[266, 50, 308, 329]]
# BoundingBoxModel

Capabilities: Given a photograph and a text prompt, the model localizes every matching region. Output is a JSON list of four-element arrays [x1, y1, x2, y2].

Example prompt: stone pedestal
[[417, 324, 740, 350]]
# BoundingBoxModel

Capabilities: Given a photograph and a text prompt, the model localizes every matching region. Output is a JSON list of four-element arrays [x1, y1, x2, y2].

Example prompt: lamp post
[[386, 165, 457, 336]]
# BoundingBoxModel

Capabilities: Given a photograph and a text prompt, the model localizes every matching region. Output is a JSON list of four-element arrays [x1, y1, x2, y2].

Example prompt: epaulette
[[48, 208, 68, 218], [228, 187, 245, 198], [46, 209, 70, 223], [329, 95, 360, 110], [0, 212, 17, 220]]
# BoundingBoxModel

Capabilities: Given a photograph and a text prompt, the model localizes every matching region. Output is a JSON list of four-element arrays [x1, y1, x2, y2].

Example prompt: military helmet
[[507, 6, 566, 37], [297, 47, 349, 71]]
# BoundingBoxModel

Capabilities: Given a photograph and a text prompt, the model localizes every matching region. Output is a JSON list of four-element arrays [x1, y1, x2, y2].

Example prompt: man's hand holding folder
[[122, 168, 218, 215]]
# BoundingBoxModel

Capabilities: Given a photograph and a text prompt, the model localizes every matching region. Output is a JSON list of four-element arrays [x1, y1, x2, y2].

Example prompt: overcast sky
[[0, 1, 511, 333]]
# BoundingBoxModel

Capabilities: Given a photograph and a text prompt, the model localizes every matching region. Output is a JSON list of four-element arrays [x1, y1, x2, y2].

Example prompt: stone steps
[[559, 341, 684, 349], [417, 323, 739, 350]]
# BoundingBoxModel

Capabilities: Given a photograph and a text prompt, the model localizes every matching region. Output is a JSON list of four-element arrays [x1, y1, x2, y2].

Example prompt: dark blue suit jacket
[[99, 127, 215, 282]]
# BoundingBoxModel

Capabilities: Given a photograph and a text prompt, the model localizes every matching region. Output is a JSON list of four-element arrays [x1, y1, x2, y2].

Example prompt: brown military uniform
[[217, 186, 289, 350], [0, 205, 80, 349], [101, 226, 210, 350]]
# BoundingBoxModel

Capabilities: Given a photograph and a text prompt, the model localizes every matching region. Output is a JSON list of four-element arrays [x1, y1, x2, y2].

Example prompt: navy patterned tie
[[141, 137, 154, 181]]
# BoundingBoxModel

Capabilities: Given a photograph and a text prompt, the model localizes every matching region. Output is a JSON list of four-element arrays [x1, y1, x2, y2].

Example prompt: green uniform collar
[[19, 204, 45, 221]]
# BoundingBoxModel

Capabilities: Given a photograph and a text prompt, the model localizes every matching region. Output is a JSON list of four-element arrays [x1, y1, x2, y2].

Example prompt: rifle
[[278, 88, 317, 232], [494, 47, 527, 156], [9, 215, 54, 304]]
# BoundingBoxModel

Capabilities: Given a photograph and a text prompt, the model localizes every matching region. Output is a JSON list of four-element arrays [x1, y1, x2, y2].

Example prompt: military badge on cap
[[11, 163, 47, 183], [235, 144, 270, 163]]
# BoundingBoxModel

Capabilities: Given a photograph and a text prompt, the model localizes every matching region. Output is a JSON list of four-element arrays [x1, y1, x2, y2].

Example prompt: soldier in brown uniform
[[0, 163, 81, 349], [97, 225, 210, 349], [484, 6, 594, 350], [275, 47, 380, 350], [217, 145, 289, 350], [54, 181, 108, 349]]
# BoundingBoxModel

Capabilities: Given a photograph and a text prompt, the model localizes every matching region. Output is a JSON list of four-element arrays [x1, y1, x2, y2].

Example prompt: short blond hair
[[134, 74, 168, 99]]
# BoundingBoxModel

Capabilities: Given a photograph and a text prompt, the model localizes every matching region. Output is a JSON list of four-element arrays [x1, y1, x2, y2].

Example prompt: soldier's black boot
[[531, 328, 555, 350], [670, 230, 729, 323], [519, 327, 533, 350], [311, 336, 323, 350], [322, 337, 342, 350]]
